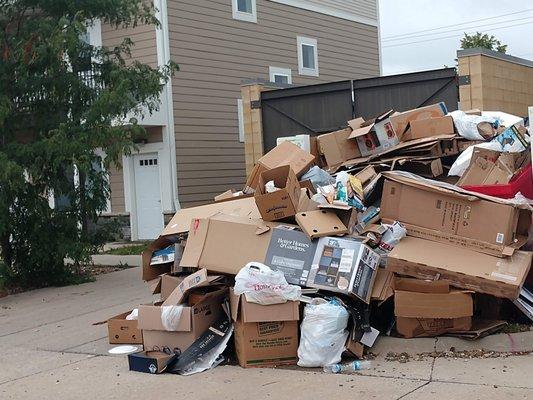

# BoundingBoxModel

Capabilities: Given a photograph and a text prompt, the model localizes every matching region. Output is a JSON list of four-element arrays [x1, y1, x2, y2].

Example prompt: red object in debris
[[461, 164, 533, 200]]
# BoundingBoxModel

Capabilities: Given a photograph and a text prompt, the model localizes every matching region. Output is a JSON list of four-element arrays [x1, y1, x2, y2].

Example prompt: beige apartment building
[[87, 0, 381, 239]]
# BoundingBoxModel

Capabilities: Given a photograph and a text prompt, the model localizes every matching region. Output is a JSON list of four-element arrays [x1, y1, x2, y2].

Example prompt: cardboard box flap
[[161, 196, 260, 237], [394, 277, 450, 293], [258, 141, 315, 177], [295, 210, 349, 239], [394, 290, 473, 319], [162, 269, 211, 306], [230, 289, 299, 323], [137, 304, 192, 332], [349, 124, 374, 139], [347, 117, 365, 130], [348, 110, 394, 140]]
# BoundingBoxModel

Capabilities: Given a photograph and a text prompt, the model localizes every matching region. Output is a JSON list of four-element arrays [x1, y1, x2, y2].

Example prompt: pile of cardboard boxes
[[103, 102, 532, 374]]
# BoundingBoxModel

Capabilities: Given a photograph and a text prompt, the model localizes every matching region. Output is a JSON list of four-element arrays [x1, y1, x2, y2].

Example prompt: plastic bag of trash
[[449, 110, 498, 141], [301, 166, 335, 190], [297, 298, 349, 368], [161, 305, 184, 331], [379, 221, 407, 253], [234, 262, 301, 305], [126, 309, 138, 321]]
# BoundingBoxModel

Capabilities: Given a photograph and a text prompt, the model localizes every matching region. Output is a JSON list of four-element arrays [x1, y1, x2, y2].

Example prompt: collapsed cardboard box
[[317, 127, 361, 167], [276, 134, 320, 165], [395, 279, 473, 338], [381, 171, 531, 256], [254, 165, 301, 221], [128, 351, 176, 374], [138, 271, 227, 352], [180, 214, 275, 275], [389, 102, 448, 141], [387, 236, 532, 299], [230, 289, 299, 368], [306, 236, 380, 303], [245, 141, 315, 192]]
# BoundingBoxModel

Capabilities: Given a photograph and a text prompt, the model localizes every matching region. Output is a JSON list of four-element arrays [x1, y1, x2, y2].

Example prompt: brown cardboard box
[[387, 236, 533, 299], [394, 277, 449, 293], [179, 214, 274, 275], [295, 209, 349, 239], [244, 163, 268, 194], [317, 128, 361, 167], [160, 274, 184, 301], [138, 288, 227, 352], [105, 311, 143, 345], [380, 172, 531, 256], [255, 165, 301, 221], [395, 288, 473, 338], [371, 269, 395, 302], [458, 148, 516, 186], [229, 289, 299, 368], [162, 269, 224, 306], [406, 115, 455, 141], [396, 158, 443, 178], [389, 103, 448, 140]]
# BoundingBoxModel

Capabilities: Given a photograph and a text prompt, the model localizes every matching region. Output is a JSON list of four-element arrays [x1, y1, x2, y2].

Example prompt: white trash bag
[[234, 262, 301, 305], [297, 298, 349, 368]]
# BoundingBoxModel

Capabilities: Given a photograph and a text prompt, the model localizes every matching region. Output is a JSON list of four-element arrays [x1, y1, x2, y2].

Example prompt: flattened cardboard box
[[255, 165, 301, 221], [230, 289, 299, 368], [387, 236, 532, 299], [406, 115, 455, 141], [396, 317, 472, 339], [105, 311, 143, 345], [389, 102, 447, 140], [180, 214, 275, 275], [380, 172, 531, 256], [258, 140, 315, 177], [307, 237, 380, 303], [263, 226, 317, 286]]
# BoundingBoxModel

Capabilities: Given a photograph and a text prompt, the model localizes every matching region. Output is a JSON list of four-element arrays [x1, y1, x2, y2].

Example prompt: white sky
[[379, 0, 533, 75]]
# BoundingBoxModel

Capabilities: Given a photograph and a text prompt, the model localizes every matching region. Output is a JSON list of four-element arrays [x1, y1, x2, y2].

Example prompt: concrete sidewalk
[[1, 267, 531, 400]]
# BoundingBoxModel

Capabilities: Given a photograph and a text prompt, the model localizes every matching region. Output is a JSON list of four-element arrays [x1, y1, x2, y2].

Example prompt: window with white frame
[[297, 36, 319, 77], [232, 0, 257, 23], [237, 99, 245, 143], [269, 66, 292, 85]]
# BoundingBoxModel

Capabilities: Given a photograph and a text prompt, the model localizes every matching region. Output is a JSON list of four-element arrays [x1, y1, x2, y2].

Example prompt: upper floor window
[[269, 66, 292, 85], [297, 36, 319, 77], [232, 0, 257, 23]]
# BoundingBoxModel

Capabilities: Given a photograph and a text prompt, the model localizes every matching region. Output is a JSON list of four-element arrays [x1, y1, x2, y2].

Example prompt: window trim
[[297, 36, 319, 77], [237, 99, 245, 143], [232, 0, 257, 23], [269, 66, 292, 85]]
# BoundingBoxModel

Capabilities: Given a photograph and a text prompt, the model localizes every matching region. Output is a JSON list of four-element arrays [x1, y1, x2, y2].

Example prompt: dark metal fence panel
[[260, 68, 459, 152], [261, 81, 354, 152], [352, 68, 458, 119]]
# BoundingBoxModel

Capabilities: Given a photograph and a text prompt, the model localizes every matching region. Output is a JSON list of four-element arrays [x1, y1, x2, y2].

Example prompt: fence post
[[240, 81, 277, 175]]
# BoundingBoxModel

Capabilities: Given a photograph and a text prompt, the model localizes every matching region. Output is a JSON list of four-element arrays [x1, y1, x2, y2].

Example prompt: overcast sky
[[379, 0, 533, 75]]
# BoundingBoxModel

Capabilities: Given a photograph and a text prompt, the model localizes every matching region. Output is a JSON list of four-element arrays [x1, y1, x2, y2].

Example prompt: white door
[[133, 153, 163, 240]]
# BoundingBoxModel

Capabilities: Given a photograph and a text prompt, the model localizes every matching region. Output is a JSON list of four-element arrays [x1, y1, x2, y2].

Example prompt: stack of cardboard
[[101, 101, 532, 376]]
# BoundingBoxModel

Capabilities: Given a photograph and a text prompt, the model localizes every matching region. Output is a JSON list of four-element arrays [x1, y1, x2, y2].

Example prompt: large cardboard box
[[263, 226, 317, 286], [406, 115, 455, 141], [230, 289, 299, 368], [317, 128, 361, 167], [254, 165, 301, 221], [105, 311, 143, 345], [306, 237, 380, 303], [349, 110, 399, 157], [395, 284, 473, 338], [179, 214, 275, 275], [387, 236, 533, 299], [389, 103, 448, 140], [138, 287, 227, 353], [380, 172, 531, 256]]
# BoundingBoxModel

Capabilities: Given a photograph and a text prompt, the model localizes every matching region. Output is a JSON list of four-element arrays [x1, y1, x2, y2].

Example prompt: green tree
[[0, 1, 178, 288], [460, 32, 507, 53]]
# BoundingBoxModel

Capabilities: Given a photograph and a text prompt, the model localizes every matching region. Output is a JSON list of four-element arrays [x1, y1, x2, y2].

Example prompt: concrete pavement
[[0, 267, 531, 400]]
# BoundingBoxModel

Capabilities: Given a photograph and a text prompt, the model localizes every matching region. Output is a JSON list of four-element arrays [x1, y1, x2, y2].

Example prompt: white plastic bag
[[125, 309, 138, 321], [160, 305, 184, 331], [297, 298, 349, 367], [449, 110, 497, 141], [234, 262, 301, 305]]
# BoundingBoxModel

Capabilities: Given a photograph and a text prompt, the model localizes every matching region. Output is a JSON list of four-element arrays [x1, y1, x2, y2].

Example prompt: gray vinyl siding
[[168, 0, 379, 207]]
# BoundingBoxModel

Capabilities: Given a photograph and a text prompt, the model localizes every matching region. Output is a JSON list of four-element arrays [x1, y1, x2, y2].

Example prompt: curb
[[90, 254, 142, 267], [371, 330, 533, 356]]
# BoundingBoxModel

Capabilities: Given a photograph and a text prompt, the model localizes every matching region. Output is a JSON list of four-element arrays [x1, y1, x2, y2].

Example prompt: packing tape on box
[[161, 305, 184, 331]]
